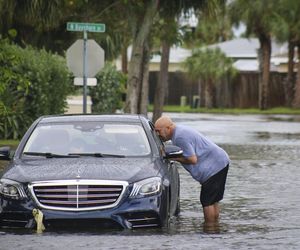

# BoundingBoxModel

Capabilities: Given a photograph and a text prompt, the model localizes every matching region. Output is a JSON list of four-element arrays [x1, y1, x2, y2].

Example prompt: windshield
[[23, 122, 151, 157]]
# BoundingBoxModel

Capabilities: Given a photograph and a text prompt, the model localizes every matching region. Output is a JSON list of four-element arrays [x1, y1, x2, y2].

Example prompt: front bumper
[[0, 191, 168, 230]]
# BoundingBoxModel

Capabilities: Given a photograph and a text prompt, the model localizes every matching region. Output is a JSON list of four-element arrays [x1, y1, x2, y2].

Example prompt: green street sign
[[67, 22, 105, 33]]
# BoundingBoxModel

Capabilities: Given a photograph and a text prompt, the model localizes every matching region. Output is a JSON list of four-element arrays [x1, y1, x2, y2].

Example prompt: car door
[[148, 121, 180, 216]]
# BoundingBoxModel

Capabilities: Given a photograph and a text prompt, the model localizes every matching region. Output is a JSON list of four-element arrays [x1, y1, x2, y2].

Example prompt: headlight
[[130, 177, 161, 198], [0, 179, 26, 199]]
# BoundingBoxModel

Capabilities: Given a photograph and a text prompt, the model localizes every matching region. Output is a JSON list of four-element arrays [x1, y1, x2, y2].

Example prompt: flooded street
[[1, 113, 300, 249]]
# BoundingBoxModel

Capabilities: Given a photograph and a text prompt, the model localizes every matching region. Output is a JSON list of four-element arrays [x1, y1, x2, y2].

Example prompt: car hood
[[2, 157, 161, 184]]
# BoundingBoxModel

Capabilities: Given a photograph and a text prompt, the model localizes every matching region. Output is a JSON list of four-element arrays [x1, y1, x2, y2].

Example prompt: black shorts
[[200, 165, 229, 207]]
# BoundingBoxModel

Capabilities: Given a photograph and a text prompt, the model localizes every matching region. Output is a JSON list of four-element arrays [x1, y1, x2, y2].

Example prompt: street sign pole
[[66, 22, 105, 114], [83, 30, 87, 114]]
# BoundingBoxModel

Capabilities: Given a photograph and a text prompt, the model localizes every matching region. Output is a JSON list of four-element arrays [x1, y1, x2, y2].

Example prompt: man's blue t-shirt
[[172, 125, 230, 184]]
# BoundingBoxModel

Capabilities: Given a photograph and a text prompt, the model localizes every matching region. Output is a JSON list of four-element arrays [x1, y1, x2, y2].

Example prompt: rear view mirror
[[0, 146, 11, 161], [164, 145, 183, 159]]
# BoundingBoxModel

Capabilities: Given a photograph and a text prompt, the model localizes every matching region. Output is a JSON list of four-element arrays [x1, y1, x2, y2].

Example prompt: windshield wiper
[[23, 152, 80, 158], [68, 153, 125, 158]]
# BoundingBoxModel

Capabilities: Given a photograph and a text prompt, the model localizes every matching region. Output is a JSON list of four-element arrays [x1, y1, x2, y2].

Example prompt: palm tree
[[0, 0, 66, 45], [152, 0, 219, 122], [152, 17, 180, 122], [193, 2, 233, 46], [229, 0, 280, 110], [0, 1, 119, 54], [184, 48, 236, 108], [123, 0, 218, 115], [273, 0, 300, 107]]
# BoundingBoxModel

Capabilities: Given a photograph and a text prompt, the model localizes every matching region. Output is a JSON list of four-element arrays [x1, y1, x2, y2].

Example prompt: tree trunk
[[198, 79, 202, 107], [121, 45, 128, 74], [205, 79, 214, 108], [293, 45, 300, 108], [152, 41, 170, 123], [284, 40, 295, 107], [124, 43, 143, 114], [200, 80, 205, 107], [139, 41, 150, 116], [124, 0, 158, 114], [258, 35, 271, 110]]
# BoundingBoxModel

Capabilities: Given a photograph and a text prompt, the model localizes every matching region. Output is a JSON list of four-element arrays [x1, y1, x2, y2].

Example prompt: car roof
[[38, 114, 148, 124]]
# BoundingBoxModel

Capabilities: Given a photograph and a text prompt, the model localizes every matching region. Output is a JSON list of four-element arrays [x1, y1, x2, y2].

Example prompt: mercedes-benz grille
[[28, 180, 128, 211]]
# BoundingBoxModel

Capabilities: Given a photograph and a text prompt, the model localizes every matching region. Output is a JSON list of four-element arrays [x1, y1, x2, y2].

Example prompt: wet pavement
[[1, 113, 300, 249]]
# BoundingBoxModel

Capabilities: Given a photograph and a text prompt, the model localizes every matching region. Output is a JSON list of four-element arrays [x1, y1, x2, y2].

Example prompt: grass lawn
[[148, 105, 300, 115], [0, 140, 19, 147]]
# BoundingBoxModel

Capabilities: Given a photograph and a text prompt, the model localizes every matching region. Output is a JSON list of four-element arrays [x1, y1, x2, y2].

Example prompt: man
[[154, 116, 230, 224]]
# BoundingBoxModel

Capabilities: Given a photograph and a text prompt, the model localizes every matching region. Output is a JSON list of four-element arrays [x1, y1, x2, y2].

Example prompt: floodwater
[[1, 113, 300, 250]]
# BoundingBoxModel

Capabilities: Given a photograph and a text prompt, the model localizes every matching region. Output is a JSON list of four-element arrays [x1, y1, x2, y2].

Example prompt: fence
[[149, 71, 288, 108]]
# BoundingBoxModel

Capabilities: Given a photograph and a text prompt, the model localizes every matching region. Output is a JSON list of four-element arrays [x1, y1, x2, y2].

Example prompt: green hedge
[[90, 63, 126, 113], [0, 40, 73, 139]]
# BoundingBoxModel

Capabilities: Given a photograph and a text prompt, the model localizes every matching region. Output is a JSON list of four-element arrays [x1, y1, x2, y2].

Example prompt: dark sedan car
[[0, 114, 182, 230]]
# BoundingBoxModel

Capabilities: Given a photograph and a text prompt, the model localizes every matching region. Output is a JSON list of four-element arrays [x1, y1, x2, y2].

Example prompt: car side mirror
[[164, 145, 183, 159], [0, 146, 11, 161]]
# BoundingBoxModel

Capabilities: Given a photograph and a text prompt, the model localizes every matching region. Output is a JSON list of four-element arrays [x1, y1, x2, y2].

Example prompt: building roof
[[150, 38, 288, 64], [207, 38, 287, 59], [233, 59, 279, 72], [151, 46, 191, 64], [117, 38, 289, 72]]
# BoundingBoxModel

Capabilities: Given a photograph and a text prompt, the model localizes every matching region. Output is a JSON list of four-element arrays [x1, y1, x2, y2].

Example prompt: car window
[[23, 122, 151, 157], [149, 121, 165, 156]]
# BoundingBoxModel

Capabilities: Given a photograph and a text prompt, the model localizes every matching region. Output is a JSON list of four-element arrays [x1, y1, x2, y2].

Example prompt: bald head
[[155, 116, 174, 128], [154, 116, 175, 141]]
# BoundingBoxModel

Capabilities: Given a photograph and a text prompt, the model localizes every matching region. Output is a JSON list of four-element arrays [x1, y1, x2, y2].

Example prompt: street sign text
[[67, 22, 106, 33]]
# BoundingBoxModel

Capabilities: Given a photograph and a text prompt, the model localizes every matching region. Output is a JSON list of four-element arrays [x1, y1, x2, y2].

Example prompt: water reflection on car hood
[[2, 157, 160, 183]]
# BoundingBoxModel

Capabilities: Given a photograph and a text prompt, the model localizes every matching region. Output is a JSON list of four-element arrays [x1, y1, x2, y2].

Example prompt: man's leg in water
[[203, 202, 220, 222]]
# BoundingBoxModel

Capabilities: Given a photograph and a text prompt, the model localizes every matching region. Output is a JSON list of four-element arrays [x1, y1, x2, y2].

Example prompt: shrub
[[0, 40, 73, 139], [17, 46, 73, 117], [0, 41, 30, 139], [90, 63, 126, 113]]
